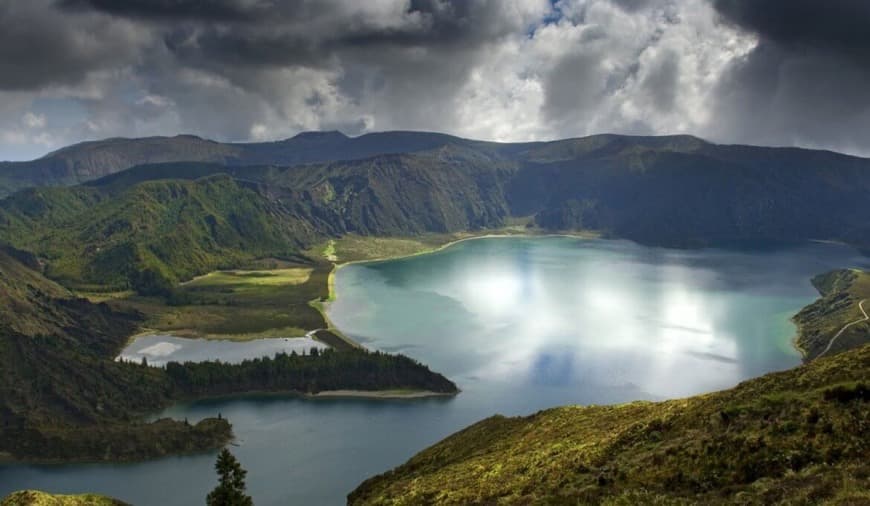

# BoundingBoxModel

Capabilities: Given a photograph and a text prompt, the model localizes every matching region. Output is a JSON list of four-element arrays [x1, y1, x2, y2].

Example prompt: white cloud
[[0, 0, 867, 159], [22, 112, 46, 129]]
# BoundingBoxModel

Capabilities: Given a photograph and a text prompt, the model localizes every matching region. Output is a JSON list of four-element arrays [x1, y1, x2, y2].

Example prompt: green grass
[[183, 268, 313, 288], [794, 269, 870, 359], [1, 490, 128, 506], [350, 346, 870, 505], [305, 234, 452, 264], [0, 176, 318, 293], [115, 263, 330, 340], [323, 240, 337, 261]]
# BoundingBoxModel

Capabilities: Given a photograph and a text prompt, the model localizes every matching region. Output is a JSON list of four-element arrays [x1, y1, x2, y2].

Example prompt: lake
[[2, 237, 868, 505]]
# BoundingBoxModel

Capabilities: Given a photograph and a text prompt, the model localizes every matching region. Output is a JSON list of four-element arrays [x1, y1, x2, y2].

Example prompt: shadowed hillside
[[0, 245, 232, 460]]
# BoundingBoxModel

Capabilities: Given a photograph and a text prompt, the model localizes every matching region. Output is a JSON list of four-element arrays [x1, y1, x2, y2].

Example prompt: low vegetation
[[794, 269, 870, 359], [349, 344, 870, 505], [120, 262, 330, 341], [0, 490, 127, 506], [0, 176, 317, 293]]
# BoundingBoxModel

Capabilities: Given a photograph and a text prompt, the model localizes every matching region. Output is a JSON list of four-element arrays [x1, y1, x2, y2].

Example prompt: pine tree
[[206, 448, 253, 506]]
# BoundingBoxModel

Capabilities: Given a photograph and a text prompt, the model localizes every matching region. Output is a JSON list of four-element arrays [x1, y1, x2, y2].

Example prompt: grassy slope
[[0, 175, 317, 291], [122, 262, 330, 340], [794, 269, 870, 359], [0, 245, 233, 461], [1, 490, 127, 506], [350, 345, 870, 506]]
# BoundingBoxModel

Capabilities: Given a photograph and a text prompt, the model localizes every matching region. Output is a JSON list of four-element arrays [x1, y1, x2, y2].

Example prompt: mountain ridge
[[2, 133, 870, 294], [3, 130, 869, 198]]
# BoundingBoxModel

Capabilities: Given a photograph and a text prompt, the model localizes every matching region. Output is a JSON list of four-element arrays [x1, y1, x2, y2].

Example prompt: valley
[[0, 132, 868, 504], [4, 1, 868, 503]]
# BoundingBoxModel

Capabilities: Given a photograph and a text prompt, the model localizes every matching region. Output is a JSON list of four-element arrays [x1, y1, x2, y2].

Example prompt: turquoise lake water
[[2, 237, 868, 505]]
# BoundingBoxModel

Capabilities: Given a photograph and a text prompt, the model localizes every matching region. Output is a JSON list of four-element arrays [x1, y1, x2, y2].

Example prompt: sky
[[1, 0, 869, 160]]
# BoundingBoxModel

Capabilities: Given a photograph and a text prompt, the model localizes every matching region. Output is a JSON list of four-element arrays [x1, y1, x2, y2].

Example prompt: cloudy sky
[[2, 0, 869, 160]]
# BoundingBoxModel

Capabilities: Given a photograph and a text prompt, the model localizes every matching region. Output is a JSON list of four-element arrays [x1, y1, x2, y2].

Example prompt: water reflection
[[119, 334, 327, 366], [329, 237, 869, 400]]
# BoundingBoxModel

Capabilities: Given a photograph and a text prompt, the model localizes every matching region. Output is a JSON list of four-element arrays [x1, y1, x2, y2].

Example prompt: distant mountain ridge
[[0, 130, 500, 196], [2, 130, 868, 198], [1, 130, 870, 294]]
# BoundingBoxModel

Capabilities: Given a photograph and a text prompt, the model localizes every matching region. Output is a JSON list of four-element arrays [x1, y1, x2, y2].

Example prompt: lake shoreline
[[307, 389, 458, 400], [325, 230, 601, 301]]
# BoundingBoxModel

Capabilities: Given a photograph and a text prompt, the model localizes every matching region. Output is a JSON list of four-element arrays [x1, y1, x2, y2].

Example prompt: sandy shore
[[308, 389, 456, 399]]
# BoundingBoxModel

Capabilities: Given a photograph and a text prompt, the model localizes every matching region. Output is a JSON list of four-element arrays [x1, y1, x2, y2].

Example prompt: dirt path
[[817, 299, 868, 358]]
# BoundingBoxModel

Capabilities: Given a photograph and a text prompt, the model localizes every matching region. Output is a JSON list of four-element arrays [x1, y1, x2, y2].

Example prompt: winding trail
[[305, 328, 327, 339], [817, 299, 868, 358]]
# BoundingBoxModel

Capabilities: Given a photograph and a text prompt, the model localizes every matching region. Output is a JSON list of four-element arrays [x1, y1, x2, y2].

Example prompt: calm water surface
[[118, 334, 327, 366], [3, 238, 868, 505]]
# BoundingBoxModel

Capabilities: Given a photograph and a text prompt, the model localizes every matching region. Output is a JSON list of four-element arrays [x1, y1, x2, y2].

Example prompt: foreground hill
[[349, 343, 870, 505], [0, 490, 126, 506], [795, 269, 870, 360]]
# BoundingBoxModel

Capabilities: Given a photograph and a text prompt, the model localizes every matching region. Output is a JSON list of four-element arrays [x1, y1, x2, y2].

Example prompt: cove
[[2, 237, 868, 505]]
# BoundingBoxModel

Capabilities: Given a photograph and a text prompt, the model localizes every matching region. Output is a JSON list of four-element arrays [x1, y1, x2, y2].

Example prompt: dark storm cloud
[[162, 0, 535, 73], [713, 0, 870, 61], [610, 0, 654, 13], [709, 0, 870, 154], [0, 0, 145, 90], [57, 0, 259, 21], [63, 0, 531, 61]]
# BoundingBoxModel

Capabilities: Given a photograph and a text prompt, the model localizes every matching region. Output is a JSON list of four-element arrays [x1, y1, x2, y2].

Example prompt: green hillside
[[1, 490, 127, 506], [0, 245, 232, 460], [349, 344, 870, 505], [0, 147, 515, 293], [795, 269, 870, 359], [0, 175, 318, 291]]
